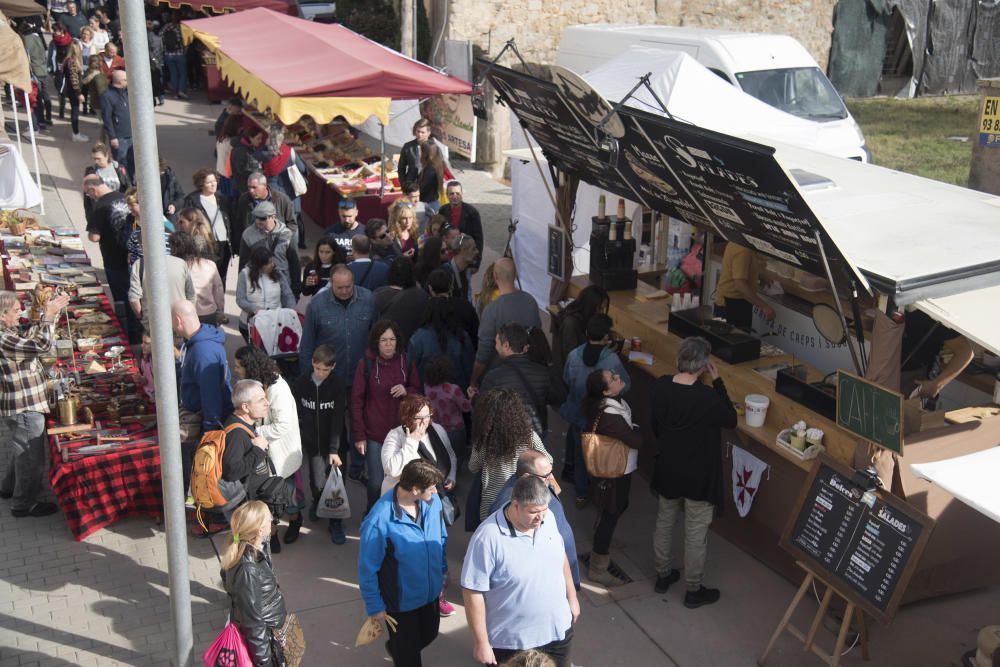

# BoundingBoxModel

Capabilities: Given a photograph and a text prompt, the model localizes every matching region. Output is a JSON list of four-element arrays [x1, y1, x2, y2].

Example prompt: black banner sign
[[485, 62, 866, 291], [780, 457, 933, 623]]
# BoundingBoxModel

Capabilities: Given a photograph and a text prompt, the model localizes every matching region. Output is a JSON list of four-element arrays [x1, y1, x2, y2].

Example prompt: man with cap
[[328, 199, 362, 259], [238, 200, 302, 298], [232, 171, 297, 257]]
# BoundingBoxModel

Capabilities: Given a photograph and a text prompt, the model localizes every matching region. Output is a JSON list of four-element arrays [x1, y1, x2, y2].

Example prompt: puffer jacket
[[224, 546, 286, 667], [350, 349, 423, 444]]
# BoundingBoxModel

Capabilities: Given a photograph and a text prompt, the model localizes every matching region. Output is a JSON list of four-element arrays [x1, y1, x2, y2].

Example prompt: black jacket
[[229, 136, 260, 197], [397, 138, 422, 189], [100, 86, 131, 140], [160, 167, 185, 220], [649, 376, 737, 507], [479, 354, 567, 434], [438, 202, 484, 268], [291, 370, 346, 458], [224, 546, 286, 667], [221, 415, 268, 488]]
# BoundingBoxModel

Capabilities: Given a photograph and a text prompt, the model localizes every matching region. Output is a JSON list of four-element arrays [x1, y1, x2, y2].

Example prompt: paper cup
[[745, 394, 770, 427]]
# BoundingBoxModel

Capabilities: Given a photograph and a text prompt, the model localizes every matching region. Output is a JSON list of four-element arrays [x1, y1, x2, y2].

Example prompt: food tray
[[776, 428, 824, 461]]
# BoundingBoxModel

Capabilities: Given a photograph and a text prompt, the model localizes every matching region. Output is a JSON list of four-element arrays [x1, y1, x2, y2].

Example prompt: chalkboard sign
[[482, 61, 869, 294], [836, 370, 904, 455], [780, 456, 933, 623]]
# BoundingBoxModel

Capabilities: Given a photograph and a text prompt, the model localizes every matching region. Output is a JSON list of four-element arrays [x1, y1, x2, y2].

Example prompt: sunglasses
[[376, 233, 389, 240]]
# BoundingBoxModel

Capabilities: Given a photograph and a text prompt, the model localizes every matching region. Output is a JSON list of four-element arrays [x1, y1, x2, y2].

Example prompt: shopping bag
[[203, 622, 253, 667], [354, 614, 397, 647], [316, 468, 351, 520], [287, 164, 308, 197]]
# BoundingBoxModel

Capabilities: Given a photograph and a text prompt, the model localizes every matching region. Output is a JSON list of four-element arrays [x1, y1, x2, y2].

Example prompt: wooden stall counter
[[564, 275, 1000, 603]]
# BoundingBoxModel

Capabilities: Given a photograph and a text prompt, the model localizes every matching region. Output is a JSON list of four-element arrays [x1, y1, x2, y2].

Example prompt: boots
[[588, 552, 624, 587]]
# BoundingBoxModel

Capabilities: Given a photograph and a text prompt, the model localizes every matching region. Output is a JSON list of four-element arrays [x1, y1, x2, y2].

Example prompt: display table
[[300, 170, 401, 228], [565, 275, 1000, 604], [1, 230, 163, 541]]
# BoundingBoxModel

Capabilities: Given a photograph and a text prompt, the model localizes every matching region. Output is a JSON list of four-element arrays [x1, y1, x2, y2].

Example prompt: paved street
[[0, 88, 994, 667]]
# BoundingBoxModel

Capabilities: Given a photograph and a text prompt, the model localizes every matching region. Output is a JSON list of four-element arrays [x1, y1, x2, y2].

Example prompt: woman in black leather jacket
[[222, 501, 287, 667]]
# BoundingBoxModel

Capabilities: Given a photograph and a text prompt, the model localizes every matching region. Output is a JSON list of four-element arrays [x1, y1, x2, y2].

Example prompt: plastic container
[[745, 394, 770, 427]]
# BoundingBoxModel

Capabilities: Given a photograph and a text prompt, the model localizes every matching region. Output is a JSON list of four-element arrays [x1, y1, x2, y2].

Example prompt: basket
[[776, 428, 824, 461], [2, 208, 39, 235]]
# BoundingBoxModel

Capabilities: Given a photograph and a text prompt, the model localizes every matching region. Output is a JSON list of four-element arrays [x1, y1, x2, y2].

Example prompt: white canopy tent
[[911, 448, 1000, 525]]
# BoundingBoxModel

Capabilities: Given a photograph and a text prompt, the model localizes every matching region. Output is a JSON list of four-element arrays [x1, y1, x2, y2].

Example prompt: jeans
[[1, 412, 48, 511], [67, 92, 80, 134], [111, 137, 132, 170], [164, 53, 187, 95], [493, 626, 573, 667], [653, 495, 715, 591], [365, 439, 384, 510]]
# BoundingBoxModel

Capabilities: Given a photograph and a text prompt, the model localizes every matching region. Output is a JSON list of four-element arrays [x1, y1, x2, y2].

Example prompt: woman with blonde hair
[[389, 200, 418, 257], [60, 41, 88, 143], [78, 25, 95, 61], [474, 261, 500, 316], [222, 500, 289, 667], [175, 207, 217, 259]]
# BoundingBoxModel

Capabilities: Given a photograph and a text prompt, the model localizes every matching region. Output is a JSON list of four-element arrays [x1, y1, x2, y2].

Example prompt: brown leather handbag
[[580, 416, 630, 479], [271, 612, 305, 667]]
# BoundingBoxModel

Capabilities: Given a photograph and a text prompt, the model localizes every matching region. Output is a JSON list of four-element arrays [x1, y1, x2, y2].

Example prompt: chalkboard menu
[[780, 456, 933, 623], [836, 370, 903, 454], [482, 61, 868, 293]]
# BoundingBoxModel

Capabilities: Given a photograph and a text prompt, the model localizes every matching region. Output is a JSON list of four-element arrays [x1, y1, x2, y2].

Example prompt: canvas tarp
[[0, 0, 43, 17], [157, 0, 297, 16], [0, 10, 30, 91], [181, 8, 470, 125], [829, 0, 1000, 97]]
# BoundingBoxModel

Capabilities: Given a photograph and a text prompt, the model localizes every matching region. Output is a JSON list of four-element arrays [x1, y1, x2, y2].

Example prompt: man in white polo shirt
[[461, 475, 580, 666]]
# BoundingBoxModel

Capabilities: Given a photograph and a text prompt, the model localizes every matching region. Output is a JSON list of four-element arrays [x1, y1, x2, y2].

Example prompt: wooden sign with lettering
[[780, 456, 934, 623], [836, 370, 904, 455]]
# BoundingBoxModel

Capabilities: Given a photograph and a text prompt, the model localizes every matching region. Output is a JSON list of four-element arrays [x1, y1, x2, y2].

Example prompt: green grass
[[845, 95, 980, 186]]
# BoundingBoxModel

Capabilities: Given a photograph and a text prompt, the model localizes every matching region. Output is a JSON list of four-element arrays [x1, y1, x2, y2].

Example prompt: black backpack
[[162, 26, 182, 53]]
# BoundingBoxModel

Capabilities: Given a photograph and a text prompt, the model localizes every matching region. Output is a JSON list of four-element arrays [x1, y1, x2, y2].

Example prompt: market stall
[[1, 217, 161, 540], [181, 8, 470, 225], [487, 59, 1000, 606]]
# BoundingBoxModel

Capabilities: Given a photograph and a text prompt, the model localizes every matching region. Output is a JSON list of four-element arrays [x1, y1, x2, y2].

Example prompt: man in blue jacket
[[100, 70, 132, 173], [490, 449, 580, 589], [172, 300, 234, 492], [359, 460, 448, 665], [299, 265, 376, 480]]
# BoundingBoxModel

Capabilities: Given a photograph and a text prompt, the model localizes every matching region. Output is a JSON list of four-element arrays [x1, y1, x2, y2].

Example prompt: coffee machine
[[589, 196, 638, 291]]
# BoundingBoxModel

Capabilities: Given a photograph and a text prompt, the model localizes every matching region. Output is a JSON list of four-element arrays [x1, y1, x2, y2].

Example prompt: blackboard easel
[[759, 456, 933, 665]]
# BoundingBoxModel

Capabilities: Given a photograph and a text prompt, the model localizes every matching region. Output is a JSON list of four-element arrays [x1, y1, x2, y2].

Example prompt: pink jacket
[[350, 349, 422, 444]]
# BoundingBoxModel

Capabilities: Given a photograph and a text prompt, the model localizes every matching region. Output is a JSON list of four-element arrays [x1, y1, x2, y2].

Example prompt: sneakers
[[11, 502, 59, 518], [683, 585, 721, 609], [71, 132, 89, 142], [177, 91, 189, 100], [185, 495, 196, 508], [438, 593, 456, 617], [654, 569, 680, 594], [347, 469, 366, 486], [283, 514, 303, 544], [328, 519, 346, 545]]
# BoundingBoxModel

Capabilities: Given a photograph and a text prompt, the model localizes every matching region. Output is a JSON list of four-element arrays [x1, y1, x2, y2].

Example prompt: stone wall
[[440, 0, 839, 173]]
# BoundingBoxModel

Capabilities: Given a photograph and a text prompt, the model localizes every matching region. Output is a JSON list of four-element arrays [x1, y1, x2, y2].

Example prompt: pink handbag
[[203, 622, 253, 667]]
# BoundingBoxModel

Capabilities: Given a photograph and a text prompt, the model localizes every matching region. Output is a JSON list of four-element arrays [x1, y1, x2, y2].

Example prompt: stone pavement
[[1, 88, 994, 667]]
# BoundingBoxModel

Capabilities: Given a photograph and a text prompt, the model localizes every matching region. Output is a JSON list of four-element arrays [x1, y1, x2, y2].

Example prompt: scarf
[[600, 397, 634, 428]]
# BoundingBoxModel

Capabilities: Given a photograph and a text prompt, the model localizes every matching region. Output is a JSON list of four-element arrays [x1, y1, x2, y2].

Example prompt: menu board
[[484, 62, 868, 292], [780, 457, 933, 623]]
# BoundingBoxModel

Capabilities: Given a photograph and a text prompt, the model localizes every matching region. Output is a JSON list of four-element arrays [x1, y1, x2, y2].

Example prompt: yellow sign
[[979, 96, 1000, 146]]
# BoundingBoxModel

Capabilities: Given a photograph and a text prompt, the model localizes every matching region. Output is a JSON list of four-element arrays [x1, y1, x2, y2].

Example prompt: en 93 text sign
[[836, 371, 903, 455]]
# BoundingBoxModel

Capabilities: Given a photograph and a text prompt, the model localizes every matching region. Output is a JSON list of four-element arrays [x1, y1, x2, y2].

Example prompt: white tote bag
[[287, 150, 308, 197], [316, 468, 351, 520]]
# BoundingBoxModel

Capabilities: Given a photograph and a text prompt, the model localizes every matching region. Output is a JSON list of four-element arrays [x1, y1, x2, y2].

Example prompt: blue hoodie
[[179, 324, 233, 431], [559, 343, 631, 430], [359, 487, 448, 616]]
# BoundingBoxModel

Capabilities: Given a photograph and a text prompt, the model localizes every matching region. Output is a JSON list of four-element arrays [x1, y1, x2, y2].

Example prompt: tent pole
[[120, 0, 194, 665], [813, 229, 864, 375], [380, 121, 386, 198], [22, 90, 44, 215], [8, 85, 22, 157]]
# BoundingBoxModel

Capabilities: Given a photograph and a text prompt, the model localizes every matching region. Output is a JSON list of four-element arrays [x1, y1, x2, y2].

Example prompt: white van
[[557, 24, 870, 162]]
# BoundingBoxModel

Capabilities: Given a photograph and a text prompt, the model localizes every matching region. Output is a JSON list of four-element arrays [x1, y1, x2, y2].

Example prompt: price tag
[[979, 97, 1000, 147]]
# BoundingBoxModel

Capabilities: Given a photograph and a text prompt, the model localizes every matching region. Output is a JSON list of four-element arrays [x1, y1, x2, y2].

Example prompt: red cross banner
[[732, 446, 769, 517]]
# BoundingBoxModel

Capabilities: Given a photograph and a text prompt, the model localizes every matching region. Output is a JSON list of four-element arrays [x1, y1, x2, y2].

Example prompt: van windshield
[[735, 67, 848, 121]]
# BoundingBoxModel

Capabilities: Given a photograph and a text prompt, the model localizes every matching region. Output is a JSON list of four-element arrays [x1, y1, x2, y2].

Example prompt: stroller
[[249, 307, 305, 381]]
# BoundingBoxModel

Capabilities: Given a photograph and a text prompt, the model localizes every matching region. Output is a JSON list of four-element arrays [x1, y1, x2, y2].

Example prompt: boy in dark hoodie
[[291, 344, 348, 545]]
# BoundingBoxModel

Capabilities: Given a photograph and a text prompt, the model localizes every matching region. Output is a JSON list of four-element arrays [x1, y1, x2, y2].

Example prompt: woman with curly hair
[[469, 388, 550, 521], [234, 347, 304, 553]]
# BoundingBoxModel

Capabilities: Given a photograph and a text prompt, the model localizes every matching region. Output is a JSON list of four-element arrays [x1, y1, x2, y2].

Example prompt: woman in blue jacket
[[359, 459, 448, 666], [559, 314, 631, 507]]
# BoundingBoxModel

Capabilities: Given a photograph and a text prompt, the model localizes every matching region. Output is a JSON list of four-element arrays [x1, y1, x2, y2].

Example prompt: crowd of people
[[3, 16, 742, 664]]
